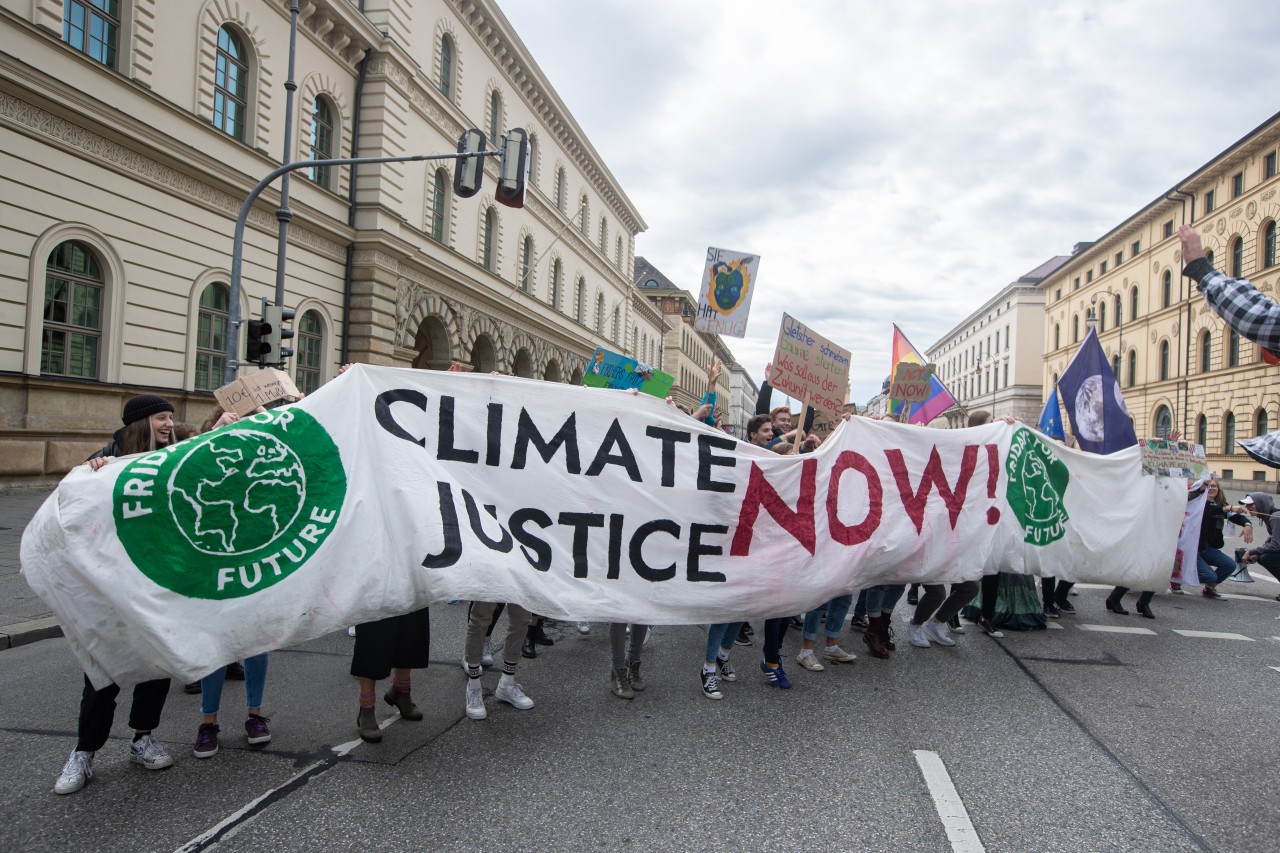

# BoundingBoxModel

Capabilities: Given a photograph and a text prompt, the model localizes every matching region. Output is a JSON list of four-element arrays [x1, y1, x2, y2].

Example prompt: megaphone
[[1228, 549, 1254, 583]]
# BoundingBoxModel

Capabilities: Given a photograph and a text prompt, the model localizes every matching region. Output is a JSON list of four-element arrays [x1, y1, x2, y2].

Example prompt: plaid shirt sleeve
[[1183, 258, 1280, 353]]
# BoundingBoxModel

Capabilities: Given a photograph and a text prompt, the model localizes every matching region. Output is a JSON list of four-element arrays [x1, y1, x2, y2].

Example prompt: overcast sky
[[496, 0, 1280, 405]]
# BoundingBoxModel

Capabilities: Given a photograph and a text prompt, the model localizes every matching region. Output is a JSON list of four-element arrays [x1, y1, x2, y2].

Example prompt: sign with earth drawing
[[1004, 428, 1071, 546], [693, 246, 759, 338]]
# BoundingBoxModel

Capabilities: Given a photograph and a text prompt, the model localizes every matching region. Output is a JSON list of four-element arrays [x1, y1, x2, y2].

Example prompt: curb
[[0, 616, 63, 649]]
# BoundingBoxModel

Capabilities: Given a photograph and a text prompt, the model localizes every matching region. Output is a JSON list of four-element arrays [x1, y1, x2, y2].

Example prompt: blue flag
[[1057, 328, 1138, 454], [1038, 386, 1066, 441]]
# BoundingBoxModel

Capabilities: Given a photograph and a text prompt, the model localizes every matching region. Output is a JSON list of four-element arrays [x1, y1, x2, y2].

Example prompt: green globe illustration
[[169, 430, 306, 556]]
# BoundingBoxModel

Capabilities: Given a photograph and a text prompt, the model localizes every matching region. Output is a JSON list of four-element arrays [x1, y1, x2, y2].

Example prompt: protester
[[1106, 585, 1155, 619], [862, 584, 906, 659], [906, 580, 979, 647], [700, 622, 744, 700], [351, 607, 431, 742], [796, 598, 858, 670], [1238, 494, 1280, 588], [1196, 480, 1250, 599], [608, 623, 649, 700], [463, 601, 536, 719], [55, 395, 179, 795]]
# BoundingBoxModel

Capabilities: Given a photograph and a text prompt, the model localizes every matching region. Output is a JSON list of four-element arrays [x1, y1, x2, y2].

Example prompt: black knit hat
[[122, 394, 175, 426]]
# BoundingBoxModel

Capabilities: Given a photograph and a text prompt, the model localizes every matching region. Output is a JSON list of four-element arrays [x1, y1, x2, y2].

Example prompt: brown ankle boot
[[877, 614, 897, 651], [862, 617, 890, 658]]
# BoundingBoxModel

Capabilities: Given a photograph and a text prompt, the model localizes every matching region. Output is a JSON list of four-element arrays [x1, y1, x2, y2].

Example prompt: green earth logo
[[1004, 428, 1070, 546], [113, 408, 346, 600]]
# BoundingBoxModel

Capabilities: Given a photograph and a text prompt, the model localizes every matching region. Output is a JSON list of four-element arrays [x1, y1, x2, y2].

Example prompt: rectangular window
[[1003, 363, 1008, 387], [1232, 172, 1244, 197], [1204, 189, 1215, 214], [63, 0, 119, 68], [1072, 277, 1079, 290], [1115, 251, 1123, 266], [1086, 270, 1093, 283], [1099, 261, 1107, 274], [1163, 220, 1174, 239], [1055, 288, 1061, 301], [1132, 240, 1140, 256], [1221, 469, 1233, 480], [1267, 152, 1278, 180], [1255, 470, 1269, 481]]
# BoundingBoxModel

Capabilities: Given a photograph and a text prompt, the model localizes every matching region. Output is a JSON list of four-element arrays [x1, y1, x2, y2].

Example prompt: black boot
[[528, 622, 554, 646], [521, 637, 538, 659], [1136, 593, 1155, 619], [1105, 589, 1129, 615]]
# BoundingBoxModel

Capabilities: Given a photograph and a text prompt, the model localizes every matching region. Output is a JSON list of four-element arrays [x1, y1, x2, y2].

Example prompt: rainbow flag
[[889, 324, 957, 425]]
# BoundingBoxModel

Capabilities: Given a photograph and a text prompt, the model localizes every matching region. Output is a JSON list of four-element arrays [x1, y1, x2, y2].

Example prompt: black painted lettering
[[421, 481, 462, 568], [584, 419, 642, 481], [510, 508, 553, 571], [687, 523, 728, 583], [558, 512, 605, 578], [697, 434, 738, 493], [511, 409, 580, 473], [629, 519, 680, 582], [644, 426, 691, 488], [374, 389, 428, 447], [437, 395, 480, 463]]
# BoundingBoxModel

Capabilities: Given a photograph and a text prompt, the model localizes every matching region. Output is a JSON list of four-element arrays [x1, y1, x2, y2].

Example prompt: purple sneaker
[[245, 715, 272, 745], [193, 723, 219, 758]]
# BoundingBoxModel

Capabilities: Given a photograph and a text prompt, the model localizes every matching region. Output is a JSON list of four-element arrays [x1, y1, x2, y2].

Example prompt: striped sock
[[392, 675, 411, 695]]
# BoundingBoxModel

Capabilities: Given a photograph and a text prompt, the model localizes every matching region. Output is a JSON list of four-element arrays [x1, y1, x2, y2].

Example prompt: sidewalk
[[0, 489, 60, 648]]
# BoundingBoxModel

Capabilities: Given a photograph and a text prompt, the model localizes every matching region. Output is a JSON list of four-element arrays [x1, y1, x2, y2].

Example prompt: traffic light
[[263, 304, 295, 366], [245, 318, 270, 365], [496, 128, 530, 209], [453, 128, 486, 199]]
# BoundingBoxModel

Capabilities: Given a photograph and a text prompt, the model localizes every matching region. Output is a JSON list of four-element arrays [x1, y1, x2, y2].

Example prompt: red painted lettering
[[826, 451, 882, 546], [885, 445, 979, 533], [729, 458, 817, 556]]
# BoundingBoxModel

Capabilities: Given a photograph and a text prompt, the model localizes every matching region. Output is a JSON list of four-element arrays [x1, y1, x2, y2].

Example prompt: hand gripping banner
[[22, 366, 1185, 688]]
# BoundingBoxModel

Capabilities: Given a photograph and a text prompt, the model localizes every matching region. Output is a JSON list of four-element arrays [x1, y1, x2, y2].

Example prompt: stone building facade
[[926, 256, 1068, 428], [0, 0, 657, 489], [1040, 110, 1280, 488]]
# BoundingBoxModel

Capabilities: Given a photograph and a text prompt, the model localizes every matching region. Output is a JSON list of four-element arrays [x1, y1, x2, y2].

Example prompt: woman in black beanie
[[54, 393, 179, 794]]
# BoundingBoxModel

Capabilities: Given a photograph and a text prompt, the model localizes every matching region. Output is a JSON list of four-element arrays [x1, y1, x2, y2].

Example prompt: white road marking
[[913, 750, 985, 853], [1269, 666, 1280, 675], [1077, 624, 1157, 635], [1046, 622, 1064, 630], [1172, 630, 1254, 641]]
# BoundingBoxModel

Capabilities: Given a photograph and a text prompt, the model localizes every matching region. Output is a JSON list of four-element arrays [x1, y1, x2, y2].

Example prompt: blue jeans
[[802, 595, 853, 642], [1197, 546, 1237, 584], [864, 584, 906, 617], [201, 653, 269, 716], [705, 622, 743, 665]]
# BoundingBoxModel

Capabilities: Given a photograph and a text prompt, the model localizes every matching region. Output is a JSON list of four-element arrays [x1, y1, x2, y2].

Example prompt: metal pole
[[273, 0, 300, 308], [223, 150, 498, 384]]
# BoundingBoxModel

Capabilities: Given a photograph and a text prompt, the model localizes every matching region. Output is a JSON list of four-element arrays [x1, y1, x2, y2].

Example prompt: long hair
[[117, 417, 173, 456], [1206, 478, 1225, 507]]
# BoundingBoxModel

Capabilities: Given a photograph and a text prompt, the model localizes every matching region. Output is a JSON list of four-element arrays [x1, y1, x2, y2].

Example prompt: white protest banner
[[769, 313, 851, 416], [693, 247, 759, 337], [22, 366, 1185, 689]]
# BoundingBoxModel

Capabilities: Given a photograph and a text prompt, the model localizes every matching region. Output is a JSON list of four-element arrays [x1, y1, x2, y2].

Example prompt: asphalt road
[[2, 573, 1279, 853]]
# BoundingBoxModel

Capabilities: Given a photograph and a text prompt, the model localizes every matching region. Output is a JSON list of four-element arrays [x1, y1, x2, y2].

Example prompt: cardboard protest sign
[[891, 362, 936, 405], [214, 369, 301, 416], [22, 367, 1187, 688], [1139, 439, 1209, 479], [693, 247, 759, 338], [769, 313, 851, 416], [581, 347, 675, 398]]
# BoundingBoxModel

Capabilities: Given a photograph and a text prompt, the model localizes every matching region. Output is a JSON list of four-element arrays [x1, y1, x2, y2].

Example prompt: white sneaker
[[795, 651, 825, 671], [129, 734, 174, 770], [481, 640, 494, 667], [924, 619, 956, 647], [821, 644, 857, 663], [907, 622, 931, 648], [465, 678, 487, 720], [54, 750, 94, 795], [578, 622, 591, 635], [495, 676, 534, 710]]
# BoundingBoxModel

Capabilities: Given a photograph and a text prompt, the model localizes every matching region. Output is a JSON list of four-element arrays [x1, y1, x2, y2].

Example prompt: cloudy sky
[[496, 0, 1280, 404]]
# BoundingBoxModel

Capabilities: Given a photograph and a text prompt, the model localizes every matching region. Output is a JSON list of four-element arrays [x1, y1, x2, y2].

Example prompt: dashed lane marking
[[1171, 630, 1254, 641], [913, 750, 985, 853], [1046, 622, 1064, 630], [1077, 624, 1157, 635]]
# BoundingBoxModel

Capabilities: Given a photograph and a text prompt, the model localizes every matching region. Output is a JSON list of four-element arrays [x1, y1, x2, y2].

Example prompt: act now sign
[[23, 366, 1185, 688]]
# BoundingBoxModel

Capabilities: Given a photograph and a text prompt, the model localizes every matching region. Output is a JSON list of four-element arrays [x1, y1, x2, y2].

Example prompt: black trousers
[[76, 675, 170, 753], [762, 617, 790, 665], [980, 573, 1000, 621], [351, 608, 431, 680], [1042, 577, 1074, 604]]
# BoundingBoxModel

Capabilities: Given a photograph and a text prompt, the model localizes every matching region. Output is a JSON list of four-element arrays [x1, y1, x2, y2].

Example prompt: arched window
[[615, 235, 623, 270], [1258, 409, 1270, 437], [1200, 330, 1212, 372], [554, 167, 566, 213], [214, 26, 249, 140], [1130, 286, 1139, 320], [309, 96, 335, 189], [579, 194, 590, 235], [64, 0, 119, 67], [1228, 330, 1240, 367], [1159, 340, 1169, 380], [1111, 354, 1121, 377], [1072, 315, 1079, 343], [1223, 412, 1236, 454], [1098, 301, 1106, 331], [1231, 237, 1244, 278], [1114, 293, 1122, 326], [295, 310, 323, 395], [481, 208, 496, 271], [1053, 324, 1060, 350], [595, 293, 605, 333], [1161, 270, 1172, 308], [1154, 405, 1172, 439], [1126, 350, 1136, 387], [430, 169, 448, 242], [549, 259, 562, 310], [488, 90, 502, 143], [519, 236, 534, 292], [194, 283, 230, 391], [527, 134, 539, 186], [598, 216, 608, 253], [611, 306, 620, 341], [574, 276, 585, 322], [439, 35, 454, 99], [41, 241, 103, 378], [1196, 414, 1207, 448], [1265, 221, 1277, 269]]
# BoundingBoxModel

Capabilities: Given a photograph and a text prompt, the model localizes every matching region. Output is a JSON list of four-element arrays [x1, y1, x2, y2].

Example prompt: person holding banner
[[463, 602, 536, 720], [1238, 494, 1280, 586], [351, 607, 432, 742], [55, 395, 180, 795], [1196, 481, 1251, 599], [906, 580, 979, 648]]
